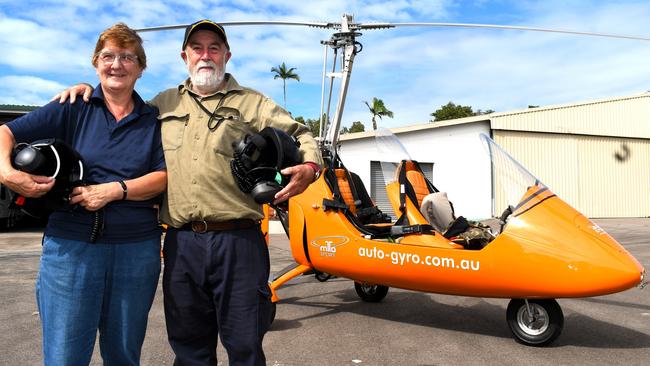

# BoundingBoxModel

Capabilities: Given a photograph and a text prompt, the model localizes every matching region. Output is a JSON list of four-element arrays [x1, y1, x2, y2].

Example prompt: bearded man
[[152, 20, 322, 366], [58, 19, 322, 366]]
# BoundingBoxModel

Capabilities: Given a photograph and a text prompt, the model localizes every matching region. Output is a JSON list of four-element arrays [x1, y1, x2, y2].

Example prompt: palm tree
[[363, 97, 394, 130], [271, 62, 300, 109]]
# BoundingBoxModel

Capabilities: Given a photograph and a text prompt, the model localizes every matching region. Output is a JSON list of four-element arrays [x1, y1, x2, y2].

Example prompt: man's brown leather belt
[[180, 219, 260, 233]]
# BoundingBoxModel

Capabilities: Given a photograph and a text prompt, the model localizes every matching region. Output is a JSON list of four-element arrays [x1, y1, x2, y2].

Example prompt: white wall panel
[[339, 121, 493, 220]]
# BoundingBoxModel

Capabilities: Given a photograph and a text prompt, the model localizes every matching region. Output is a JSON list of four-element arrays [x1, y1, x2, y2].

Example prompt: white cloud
[[0, 15, 93, 73], [0, 75, 66, 105], [1, 0, 649, 127]]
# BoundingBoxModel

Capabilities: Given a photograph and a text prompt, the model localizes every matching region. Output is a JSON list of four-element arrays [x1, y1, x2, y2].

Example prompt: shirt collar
[[178, 73, 243, 98], [90, 84, 155, 116]]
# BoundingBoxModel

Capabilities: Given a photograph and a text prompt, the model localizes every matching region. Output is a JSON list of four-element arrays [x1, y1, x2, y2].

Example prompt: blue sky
[[1, 0, 650, 130]]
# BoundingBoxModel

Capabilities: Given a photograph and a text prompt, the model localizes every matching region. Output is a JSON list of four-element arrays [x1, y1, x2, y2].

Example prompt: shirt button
[[193, 156, 198, 160], [192, 179, 197, 184], [195, 135, 200, 140]]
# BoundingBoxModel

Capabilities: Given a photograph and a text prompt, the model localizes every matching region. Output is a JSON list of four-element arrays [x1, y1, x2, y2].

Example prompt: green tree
[[476, 109, 495, 115], [363, 97, 394, 130], [430, 102, 473, 122], [341, 121, 365, 134], [294, 116, 321, 137], [430, 102, 494, 122], [271, 62, 300, 110], [305, 118, 320, 137]]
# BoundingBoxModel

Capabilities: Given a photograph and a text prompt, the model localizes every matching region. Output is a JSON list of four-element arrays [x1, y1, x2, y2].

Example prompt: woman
[[0, 23, 166, 365]]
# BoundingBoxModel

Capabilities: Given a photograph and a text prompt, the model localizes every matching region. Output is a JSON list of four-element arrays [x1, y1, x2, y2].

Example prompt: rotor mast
[[320, 14, 361, 162]]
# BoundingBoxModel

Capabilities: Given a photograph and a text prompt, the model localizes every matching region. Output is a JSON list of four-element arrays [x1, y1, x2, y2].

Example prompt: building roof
[[0, 104, 39, 113], [339, 114, 489, 141], [490, 92, 650, 139], [340, 92, 650, 141]]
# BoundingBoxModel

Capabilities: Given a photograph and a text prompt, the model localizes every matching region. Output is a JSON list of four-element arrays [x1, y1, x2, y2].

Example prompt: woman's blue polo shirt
[[7, 85, 166, 243]]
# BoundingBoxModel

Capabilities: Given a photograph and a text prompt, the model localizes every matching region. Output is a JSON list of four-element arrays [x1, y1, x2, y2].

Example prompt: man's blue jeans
[[36, 235, 161, 366]]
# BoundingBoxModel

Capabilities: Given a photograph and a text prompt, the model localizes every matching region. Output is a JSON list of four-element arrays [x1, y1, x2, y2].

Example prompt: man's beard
[[189, 60, 225, 92]]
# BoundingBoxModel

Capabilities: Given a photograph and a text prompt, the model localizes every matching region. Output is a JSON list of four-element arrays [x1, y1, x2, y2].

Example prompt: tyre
[[506, 299, 563, 346], [354, 282, 389, 302]]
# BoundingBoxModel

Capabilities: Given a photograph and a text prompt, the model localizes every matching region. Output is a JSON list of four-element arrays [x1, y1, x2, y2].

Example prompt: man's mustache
[[195, 61, 217, 71]]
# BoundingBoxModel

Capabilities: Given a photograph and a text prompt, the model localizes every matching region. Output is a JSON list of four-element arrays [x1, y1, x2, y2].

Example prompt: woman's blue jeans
[[36, 235, 161, 366]]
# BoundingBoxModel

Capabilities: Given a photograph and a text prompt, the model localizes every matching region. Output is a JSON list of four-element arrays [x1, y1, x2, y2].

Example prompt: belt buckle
[[192, 220, 208, 233]]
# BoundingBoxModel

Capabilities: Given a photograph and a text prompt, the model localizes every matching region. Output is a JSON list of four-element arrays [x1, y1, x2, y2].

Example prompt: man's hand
[[51, 83, 94, 104], [273, 163, 317, 204], [69, 182, 121, 211], [1, 169, 55, 198]]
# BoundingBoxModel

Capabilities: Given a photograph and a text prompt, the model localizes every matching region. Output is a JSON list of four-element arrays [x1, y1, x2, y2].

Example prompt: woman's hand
[[69, 182, 122, 211], [1, 169, 55, 198]]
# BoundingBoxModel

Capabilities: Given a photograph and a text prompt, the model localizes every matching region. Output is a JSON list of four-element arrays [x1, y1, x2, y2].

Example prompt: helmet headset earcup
[[10, 139, 84, 216], [231, 127, 302, 204], [250, 181, 282, 204]]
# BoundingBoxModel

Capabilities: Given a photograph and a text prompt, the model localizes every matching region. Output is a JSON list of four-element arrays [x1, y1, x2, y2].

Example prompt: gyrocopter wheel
[[506, 299, 564, 346], [354, 282, 389, 302]]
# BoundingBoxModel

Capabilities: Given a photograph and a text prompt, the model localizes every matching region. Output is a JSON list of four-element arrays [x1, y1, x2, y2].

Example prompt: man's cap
[[182, 19, 229, 50]]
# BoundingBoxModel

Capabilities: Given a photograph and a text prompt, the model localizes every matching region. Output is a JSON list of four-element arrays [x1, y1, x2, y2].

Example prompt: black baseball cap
[[182, 19, 229, 50]]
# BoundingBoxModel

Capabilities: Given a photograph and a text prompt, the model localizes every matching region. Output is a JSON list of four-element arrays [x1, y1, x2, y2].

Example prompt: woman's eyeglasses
[[97, 51, 139, 66]]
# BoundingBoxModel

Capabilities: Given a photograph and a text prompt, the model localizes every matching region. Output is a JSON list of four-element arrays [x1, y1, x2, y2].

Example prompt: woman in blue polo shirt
[[0, 23, 166, 365]]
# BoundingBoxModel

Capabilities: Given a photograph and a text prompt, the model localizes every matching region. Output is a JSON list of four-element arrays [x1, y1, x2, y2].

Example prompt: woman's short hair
[[92, 23, 146, 69]]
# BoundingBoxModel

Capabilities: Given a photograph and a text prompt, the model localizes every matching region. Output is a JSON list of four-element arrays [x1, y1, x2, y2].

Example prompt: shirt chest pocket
[[159, 112, 189, 151], [211, 108, 255, 157]]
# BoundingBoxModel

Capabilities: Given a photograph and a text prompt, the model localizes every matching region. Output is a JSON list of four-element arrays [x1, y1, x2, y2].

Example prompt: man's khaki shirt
[[150, 74, 322, 228]]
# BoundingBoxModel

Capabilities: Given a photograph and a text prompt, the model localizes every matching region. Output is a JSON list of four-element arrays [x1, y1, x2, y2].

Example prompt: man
[[155, 20, 321, 366], [60, 19, 322, 366]]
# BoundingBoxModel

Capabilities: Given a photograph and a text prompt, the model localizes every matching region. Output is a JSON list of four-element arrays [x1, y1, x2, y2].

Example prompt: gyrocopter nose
[[639, 269, 648, 289], [568, 235, 645, 295]]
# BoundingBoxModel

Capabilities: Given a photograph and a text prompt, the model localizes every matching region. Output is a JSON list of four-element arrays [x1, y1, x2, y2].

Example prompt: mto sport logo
[[310, 236, 350, 257]]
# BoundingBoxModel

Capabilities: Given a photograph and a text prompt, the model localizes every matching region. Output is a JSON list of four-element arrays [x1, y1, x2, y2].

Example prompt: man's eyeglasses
[[97, 51, 139, 65]]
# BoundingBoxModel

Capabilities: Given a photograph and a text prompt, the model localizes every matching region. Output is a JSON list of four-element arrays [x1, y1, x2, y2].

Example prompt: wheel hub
[[517, 303, 549, 336], [361, 284, 377, 294]]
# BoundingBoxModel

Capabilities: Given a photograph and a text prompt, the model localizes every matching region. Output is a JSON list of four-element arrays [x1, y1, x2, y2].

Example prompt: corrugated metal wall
[[491, 94, 650, 139], [494, 131, 650, 217]]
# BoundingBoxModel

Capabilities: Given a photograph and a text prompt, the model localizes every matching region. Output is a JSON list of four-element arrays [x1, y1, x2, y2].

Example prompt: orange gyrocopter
[[244, 15, 645, 346], [267, 127, 645, 346]]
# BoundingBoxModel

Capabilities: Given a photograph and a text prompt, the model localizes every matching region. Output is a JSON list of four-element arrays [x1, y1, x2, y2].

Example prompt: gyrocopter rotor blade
[[136, 20, 650, 42], [379, 22, 650, 41], [134, 20, 334, 33]]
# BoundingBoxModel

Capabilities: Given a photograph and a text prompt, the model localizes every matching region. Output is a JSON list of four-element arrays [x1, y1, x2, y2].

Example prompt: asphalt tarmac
[[1, 218, 648, 365]]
